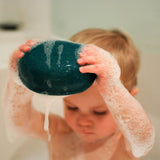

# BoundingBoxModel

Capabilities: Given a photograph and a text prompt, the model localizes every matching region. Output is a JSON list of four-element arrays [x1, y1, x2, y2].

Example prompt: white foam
[[75, 45, 85, 59], [32, 93, 66, 141], [57, 44, 64, 67], [43, 41, 55, 68], [102, 81, 155, 157], [44, 103, 52, 141], [93, 47, 155, 157], [3, 76, 33, 143], [46, 80, 52, 88]]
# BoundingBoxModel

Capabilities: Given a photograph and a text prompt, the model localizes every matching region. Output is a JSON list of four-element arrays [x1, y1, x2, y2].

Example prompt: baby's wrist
[[100, 79, 122, 98], [9, 68, 23, 86]]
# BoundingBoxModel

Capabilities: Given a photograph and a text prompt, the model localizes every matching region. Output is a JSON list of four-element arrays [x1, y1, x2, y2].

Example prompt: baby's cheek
[[97, 115, 117, 136], [105, 116, 117, 133], [65, 113, 76, 129]]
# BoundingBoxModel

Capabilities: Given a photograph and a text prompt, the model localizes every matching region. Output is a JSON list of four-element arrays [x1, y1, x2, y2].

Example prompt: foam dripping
[[32, 93, 66, 141]]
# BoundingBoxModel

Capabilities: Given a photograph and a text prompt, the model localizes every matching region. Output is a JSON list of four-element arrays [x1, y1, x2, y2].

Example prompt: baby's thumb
[[10, 50, 24, 72]]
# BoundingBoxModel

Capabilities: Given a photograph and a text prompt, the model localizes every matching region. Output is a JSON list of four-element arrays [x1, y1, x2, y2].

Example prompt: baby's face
[[63, 84, 117, 142]]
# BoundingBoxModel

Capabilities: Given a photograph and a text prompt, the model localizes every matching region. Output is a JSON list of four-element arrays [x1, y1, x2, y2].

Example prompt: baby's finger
[[17, 51, 25, 58], [19, 44, 31, 52], [10, 50, 24, 70], [12, 50, 24, 60], [77, 56, 97, 66], [26, 39, 39, 47], [80, 44, 99, 57], [79, 64, 104, 76]]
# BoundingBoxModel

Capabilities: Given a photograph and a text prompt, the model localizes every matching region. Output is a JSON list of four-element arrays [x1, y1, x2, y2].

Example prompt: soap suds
[[43, 41, 55, 68], [57, 44, 64, 67], [3, 77, 32, 142], [46, 80, 52, 88], [32, 94, 66, 141], [102, 81, 155, 157], [75, 45, 85, 59]]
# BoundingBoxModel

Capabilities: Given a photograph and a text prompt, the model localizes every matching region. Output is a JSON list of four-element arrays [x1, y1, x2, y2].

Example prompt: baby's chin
[[75, 132, 103, 143]]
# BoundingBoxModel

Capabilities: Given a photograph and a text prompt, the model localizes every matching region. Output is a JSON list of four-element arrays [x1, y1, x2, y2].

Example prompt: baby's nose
[[77, 114, 93, 127]]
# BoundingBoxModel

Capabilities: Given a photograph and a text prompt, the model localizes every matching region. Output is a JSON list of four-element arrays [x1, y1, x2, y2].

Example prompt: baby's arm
[[77, 45, 155, 158], [3, 40, 69, 141]]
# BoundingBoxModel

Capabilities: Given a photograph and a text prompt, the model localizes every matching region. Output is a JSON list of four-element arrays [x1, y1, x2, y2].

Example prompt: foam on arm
[[3, 74, 49, 141], [101, 78, 155, 157], [3, 77, 33, 142], [78, 44, 155, 157]]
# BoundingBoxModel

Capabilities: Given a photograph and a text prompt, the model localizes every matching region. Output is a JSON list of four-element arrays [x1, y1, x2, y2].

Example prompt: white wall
[[137, 53, 160, 159], [51, 0, 160, 54], [0, 0, 51, 33]]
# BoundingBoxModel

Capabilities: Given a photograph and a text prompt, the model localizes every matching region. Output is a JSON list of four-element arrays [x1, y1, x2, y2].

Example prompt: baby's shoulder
[[49, 114, 72, 135], [112, 133, 139, 160]]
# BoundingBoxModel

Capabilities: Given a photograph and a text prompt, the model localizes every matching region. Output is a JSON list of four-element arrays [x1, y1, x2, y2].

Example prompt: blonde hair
[[69, 28, 140, 91]]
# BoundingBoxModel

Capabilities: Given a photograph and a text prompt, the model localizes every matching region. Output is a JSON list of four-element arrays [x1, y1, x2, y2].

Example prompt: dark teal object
[[18, 40, 96, 95]]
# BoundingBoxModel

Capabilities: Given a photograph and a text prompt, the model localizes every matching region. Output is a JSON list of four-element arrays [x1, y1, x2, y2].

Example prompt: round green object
[[18, 40, 96, 95]]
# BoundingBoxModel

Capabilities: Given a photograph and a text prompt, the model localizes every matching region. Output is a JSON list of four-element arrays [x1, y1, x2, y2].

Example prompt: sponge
[[18, 40, 96, 95]]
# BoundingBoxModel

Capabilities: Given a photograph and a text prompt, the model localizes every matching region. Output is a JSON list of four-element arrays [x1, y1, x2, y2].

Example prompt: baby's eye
[[67, 106, 78, 111], [93, 111, 107, 115]]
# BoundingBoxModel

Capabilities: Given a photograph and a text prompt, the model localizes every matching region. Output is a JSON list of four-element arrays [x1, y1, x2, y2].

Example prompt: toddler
[[4, 28, 155, 160]]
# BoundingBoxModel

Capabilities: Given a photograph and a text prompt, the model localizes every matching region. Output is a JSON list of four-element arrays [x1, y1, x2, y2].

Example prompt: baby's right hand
[[10, 39, 39, 72]]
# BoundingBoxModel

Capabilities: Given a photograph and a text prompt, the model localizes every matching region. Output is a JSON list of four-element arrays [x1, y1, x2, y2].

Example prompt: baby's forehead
[[63, 95, 107, 110], [63, 83, 108, 107]]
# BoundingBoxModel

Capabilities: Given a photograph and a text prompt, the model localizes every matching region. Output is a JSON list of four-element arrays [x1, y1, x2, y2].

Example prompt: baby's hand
[[77, 44, 121, 94], [10, 39, 38, 72]]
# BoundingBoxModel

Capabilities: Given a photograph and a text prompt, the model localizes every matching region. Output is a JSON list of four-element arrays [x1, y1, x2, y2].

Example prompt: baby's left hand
[[77, 44, 121, 94]]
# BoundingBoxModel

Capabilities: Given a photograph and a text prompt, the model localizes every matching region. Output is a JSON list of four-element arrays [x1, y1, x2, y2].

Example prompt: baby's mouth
[[80, 130, 93, 135]]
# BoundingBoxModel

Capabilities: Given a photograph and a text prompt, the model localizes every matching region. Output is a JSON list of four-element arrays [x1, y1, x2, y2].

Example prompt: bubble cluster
[[3, 76, 32, 142], [32, 93, 66, 141], [102, 80, 155, 157]]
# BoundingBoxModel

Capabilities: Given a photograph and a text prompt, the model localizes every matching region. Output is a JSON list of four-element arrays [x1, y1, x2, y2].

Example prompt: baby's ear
[[130, 88, 139, 96]]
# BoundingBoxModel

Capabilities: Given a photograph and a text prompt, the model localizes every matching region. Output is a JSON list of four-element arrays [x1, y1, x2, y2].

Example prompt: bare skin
[[4, 40, 154, 160]]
